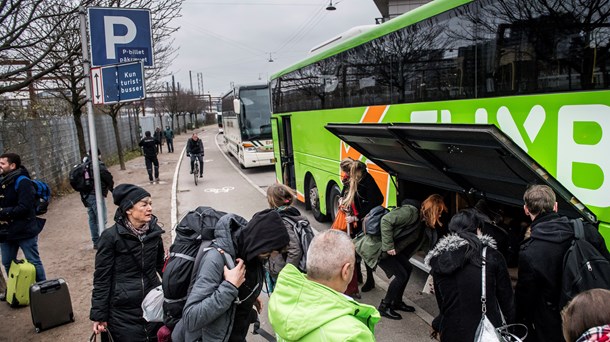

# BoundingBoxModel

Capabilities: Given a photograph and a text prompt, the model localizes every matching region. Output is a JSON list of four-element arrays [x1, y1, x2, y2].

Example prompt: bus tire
[[327, 183, 342, 223], [308, 177, 328, 222]]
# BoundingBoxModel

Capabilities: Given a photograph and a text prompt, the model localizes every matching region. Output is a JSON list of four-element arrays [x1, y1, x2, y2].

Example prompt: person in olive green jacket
[[354, 199, 423, 320], [268, 230, 380, 341]]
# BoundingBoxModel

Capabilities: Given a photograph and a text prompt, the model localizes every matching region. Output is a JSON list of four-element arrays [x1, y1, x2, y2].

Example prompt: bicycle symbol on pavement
[[204, 186, 235, 194]]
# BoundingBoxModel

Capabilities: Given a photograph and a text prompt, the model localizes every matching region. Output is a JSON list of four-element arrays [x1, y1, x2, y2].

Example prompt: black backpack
[[362, 205, 390, 236], [69, 161, 93, 192], [162, 206, 247, 329], [560, 219, 610, 308], [281, 216, 315, 272], [15, 176, 51, 215]]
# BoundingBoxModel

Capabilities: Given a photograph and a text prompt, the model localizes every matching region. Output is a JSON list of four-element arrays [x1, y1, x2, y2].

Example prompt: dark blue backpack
[[362, 205, 390, 235], [15, 176, 51, 215]]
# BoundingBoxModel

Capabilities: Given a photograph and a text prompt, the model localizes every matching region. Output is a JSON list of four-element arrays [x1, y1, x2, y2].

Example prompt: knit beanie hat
[[113, 184, 150, 213]]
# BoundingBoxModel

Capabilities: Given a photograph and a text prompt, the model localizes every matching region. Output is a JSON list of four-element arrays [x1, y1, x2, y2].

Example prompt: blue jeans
[[85, 193, 107, 246], [1, 236, 46, 282]]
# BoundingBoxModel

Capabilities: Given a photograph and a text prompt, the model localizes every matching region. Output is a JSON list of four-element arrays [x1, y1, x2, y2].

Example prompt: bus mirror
[[233, 99, 241, 114]]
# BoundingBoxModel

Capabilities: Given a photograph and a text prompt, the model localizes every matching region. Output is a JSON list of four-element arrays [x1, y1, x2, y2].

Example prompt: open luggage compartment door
[[325, 123, 596, 224]]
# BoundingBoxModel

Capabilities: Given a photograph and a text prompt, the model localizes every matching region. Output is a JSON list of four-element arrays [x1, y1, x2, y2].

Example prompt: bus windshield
[[239, 88, 272, 140]]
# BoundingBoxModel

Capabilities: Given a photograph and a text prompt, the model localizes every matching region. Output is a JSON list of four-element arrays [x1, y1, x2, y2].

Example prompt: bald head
[[306, 230, 355, 291]]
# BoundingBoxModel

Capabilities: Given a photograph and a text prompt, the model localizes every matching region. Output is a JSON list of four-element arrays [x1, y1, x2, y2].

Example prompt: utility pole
[[189, 70, 193, 93]]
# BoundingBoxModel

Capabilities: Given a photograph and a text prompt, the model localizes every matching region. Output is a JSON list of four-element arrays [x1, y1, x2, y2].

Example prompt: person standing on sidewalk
[[91, 184, 165, 341], [0, 153, 46, 282], [164, 126, 174, 153], [154, 127, 164, 154], [139, 131, 160, 183], [186, 133, 204, 178], [80, 150, 114, 250]]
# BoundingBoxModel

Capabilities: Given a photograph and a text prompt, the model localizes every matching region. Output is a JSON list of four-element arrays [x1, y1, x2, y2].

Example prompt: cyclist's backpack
[[363, 205, 390, 236], [15, 176, 51, 215], [69, 161, 92, 192], [281, 216, 315, 272], [161, 206, 247, 329], [560, 219, 610, 308]]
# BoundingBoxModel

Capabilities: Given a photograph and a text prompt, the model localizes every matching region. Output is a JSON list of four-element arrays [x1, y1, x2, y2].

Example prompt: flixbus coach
[[270, 0, 610, 247], [221, 83, 274, 168]]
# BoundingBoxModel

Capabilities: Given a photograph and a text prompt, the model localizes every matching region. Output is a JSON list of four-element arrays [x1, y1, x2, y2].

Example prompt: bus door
[[325, 123, 597, 224], [279, 116, 296, 188]]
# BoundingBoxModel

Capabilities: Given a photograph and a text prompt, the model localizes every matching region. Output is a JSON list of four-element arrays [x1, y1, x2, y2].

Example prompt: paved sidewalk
[[0, 128, 194, 341]]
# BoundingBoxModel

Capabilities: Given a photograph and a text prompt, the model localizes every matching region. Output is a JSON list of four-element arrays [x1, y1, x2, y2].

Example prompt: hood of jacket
[[529, 212, 574, 244], [424, 234, 497, 275], [268, 264, 380, 340], [214, 213, 248, 259]]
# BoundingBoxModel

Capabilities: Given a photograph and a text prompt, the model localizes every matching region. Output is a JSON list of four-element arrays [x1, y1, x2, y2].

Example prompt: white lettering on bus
[[558, 105, 610, 207]]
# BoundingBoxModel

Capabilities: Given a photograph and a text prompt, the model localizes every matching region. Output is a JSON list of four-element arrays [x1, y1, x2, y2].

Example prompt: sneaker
[[155, 178, 160, 182], [190, 170, 194, 174], [150, 180, 154, 184]]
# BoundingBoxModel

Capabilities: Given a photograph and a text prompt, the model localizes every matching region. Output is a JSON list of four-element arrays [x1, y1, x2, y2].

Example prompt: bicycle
[[193, 156, 200, 185]]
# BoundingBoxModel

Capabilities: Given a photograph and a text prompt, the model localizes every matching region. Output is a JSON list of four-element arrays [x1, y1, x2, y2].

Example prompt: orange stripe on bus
[[361, 105, 387, 123]]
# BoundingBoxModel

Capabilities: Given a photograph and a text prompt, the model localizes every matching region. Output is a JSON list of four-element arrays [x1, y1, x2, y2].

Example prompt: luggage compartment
[[30, 278, 74, 333]]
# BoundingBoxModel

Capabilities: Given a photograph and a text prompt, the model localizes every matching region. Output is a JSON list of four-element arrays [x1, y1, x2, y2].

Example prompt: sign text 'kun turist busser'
[[88, 7, 154, 67], [91, 61, 145, 105]]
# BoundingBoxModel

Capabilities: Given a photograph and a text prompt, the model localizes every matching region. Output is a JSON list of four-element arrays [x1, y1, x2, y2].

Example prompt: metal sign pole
[[79, 7, 106, 236]]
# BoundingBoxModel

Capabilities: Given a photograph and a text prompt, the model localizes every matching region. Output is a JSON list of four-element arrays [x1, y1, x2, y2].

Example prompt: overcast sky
[[166, 0, 381, 98]]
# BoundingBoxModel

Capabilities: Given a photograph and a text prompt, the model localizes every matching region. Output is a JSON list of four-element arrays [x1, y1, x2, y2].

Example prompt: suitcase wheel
[[70, 313, 75, 322], [35, 327, 41, 333]]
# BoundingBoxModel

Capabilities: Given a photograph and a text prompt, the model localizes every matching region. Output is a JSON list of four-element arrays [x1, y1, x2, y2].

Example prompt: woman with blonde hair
[[266, 183, 309, 280], [338, 158, 384, 297], [562, 289, 610, 342]]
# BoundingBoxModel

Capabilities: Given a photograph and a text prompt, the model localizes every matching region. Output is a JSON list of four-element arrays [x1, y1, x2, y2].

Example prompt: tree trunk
[[110, 109, 126, 170], [73, 106, 87, 158]]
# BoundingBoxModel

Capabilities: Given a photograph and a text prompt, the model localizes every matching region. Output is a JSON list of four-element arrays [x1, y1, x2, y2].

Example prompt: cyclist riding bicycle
[[186, 133, 204, 178]]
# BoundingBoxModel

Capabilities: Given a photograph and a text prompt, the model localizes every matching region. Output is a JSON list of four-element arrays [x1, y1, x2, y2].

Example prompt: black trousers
[[144, 155, 159, 181], [378, 249, 413, 304], [166, 138, 174, 152]]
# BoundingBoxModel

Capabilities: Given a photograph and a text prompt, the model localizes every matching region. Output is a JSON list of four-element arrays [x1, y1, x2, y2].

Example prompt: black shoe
[[199, 174, 203, 178], [378, 300, 402, 320], [190, 170, 194, 174], [392, 301, 415, 312], [361, 279, 375, 293]]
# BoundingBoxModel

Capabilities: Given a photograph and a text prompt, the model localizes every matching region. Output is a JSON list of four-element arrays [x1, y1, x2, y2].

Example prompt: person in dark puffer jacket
[[90, 184, 165, 341], [425, 209, 515, 342]]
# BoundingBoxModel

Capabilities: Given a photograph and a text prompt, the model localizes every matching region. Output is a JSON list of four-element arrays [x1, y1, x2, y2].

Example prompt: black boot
[[361, 266, 375, 292], [378, 300, 402, 320], [392, 301, 415, 312]]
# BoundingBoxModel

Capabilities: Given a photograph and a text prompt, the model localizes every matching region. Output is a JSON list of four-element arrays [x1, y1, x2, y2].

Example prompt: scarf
[[125, 219, 150, 238], [577, 325, 610, 342]]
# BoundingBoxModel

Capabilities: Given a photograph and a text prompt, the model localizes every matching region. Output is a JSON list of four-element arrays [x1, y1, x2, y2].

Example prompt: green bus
[[270, 0, 610, 244]]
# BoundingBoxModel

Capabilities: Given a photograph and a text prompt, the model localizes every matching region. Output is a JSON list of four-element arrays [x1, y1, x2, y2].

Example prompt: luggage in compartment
[[30, 278, 74, 332], [6, 259, 36, 307]]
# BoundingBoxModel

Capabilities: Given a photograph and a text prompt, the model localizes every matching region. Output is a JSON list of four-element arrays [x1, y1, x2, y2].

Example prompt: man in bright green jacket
[[268, 230, 380, 341]]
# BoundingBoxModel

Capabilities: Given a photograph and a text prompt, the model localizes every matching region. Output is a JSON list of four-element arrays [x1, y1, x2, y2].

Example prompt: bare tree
[[0, 0, 79, 95]]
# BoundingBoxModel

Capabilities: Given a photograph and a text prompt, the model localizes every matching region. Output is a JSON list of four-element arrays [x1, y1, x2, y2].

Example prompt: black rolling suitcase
[[30, 278, 74, 332]]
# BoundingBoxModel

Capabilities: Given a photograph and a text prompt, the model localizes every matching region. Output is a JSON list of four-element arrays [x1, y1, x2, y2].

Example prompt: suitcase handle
[[38, 279, 62, 293]]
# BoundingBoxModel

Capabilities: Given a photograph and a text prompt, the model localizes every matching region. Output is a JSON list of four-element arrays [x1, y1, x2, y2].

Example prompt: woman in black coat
[[425, 209, 514, 342], [339, 158, 384, 297], [90, 184, 165, 341]]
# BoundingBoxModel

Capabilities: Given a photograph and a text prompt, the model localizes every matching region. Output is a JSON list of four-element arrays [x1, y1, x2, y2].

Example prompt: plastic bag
[[331, 209, 348, 232], [142, 285, 165, 322]]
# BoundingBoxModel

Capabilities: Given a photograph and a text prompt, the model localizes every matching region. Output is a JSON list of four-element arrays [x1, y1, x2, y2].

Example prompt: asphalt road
[[176, 126, 439, 342]]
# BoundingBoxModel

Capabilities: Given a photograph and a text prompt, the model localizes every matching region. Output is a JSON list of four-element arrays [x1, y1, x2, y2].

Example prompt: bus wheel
[[327, 183, 341, 223], [308, 178, 328, 222]]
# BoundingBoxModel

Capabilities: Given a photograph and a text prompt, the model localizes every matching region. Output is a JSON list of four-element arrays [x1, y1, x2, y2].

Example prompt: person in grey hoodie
[[173, 209, 290, 342]]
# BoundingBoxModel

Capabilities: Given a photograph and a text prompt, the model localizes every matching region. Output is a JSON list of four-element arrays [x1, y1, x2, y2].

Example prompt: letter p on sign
[[88, 7, 154, 67]]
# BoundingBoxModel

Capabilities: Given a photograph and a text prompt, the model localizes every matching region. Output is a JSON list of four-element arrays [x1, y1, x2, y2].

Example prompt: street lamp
[[326, 1, 336, 11]]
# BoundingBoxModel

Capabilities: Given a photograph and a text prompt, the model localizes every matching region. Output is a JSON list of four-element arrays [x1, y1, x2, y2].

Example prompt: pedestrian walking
[[425, 209, 515, 342], [164, 126, 174, 153], [0, 153, 46, 282], [80, 150, 114, 250], [173, 208, 289, 342], [90, 184, 165, 341], [516, 185, 610, 342], [339, 158, 384, 298], [186, 133, 204, 178], [154, 127, 164, 154], [561, 289, 610, 342], [139, 131, 160, 183], [268, 230, 381, 341]]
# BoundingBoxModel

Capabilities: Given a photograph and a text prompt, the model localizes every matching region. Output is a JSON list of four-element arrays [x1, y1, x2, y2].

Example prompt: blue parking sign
[[88, 7, 154, 67], [100, 62, 146, 104]]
